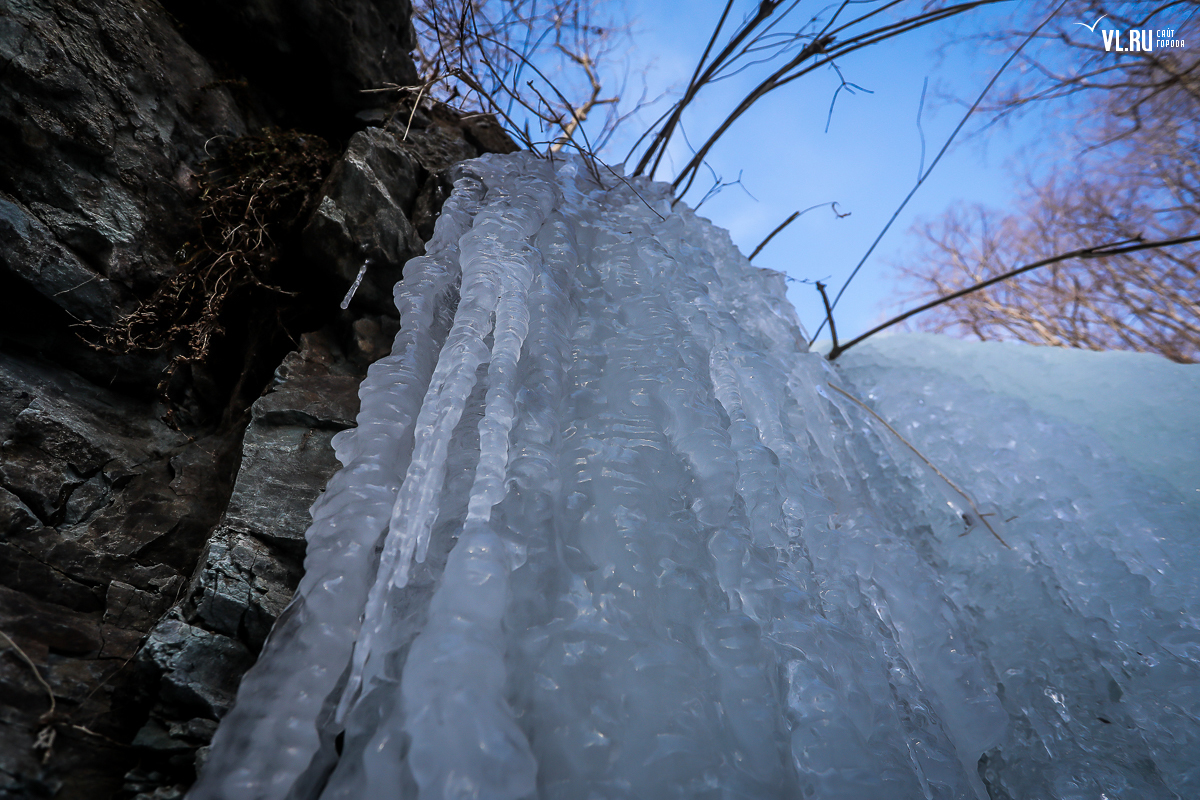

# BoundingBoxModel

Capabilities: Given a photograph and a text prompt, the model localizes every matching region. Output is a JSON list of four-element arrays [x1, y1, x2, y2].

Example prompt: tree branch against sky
[[409, 2, 1016, 176], [899, 2, 1199, 362], [407, 0, 650, 156], [625, 0, 1011, 196]]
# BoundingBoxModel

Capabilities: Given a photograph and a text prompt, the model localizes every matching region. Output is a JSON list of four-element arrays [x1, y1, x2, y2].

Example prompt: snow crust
[[190, 152, 1200, 800]]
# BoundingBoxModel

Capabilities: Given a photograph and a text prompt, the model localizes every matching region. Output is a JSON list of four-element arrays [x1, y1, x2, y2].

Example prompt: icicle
[[339, 259, 370, 309], [189, 169, 486, 800], [335, 160, 556, 729], [466, 252, 536, 523]]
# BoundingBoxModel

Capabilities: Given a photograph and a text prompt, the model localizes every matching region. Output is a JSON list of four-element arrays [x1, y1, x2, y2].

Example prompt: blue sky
[[592, 1, 1062, 344]]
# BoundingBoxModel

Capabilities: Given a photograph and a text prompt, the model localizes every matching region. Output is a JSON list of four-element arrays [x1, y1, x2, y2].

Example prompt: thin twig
[[916, 76, 929, 181], [1, 629, 56, 717], [815, 281, 839, 353], [824, 62, 873, 133], [811, 0, 1075, 340], [70, 725, 132, 748], [749, 201, 849, 261], [634, 0, 764, 178], [542, 137, 666, 221], [826, 382, 1011, 548], [828, 232, 1200, 359], [750, 211, 800, 261], [1, 627, 59, 762], [672, 1, 1002, 198], [402, 82, 430, 141], [809, 0, 1069, 344]]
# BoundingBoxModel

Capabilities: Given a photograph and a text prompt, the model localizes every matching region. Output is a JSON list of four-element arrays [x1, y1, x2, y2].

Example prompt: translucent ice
[[340, 259, 371, 309], [191, 153, 1199, 800], [837, 333, 1200, 799]]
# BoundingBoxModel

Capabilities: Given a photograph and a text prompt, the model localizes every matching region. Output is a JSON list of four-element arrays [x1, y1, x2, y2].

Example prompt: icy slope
[[838, 332, 1200, 507], [836, 333, 1200, 799], [190, 152, 1199, 800]]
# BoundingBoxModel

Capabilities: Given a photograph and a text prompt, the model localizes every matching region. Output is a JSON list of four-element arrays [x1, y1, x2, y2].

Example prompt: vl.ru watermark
[[1101, 28, 1186, 52], [1075, 15, 1186, 51]]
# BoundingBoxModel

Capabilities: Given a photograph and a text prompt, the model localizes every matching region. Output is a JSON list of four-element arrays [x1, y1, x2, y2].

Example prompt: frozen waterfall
[[190, 152, 1200, 800]]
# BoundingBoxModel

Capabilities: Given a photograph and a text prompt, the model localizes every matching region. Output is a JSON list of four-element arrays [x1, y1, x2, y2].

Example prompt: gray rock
[[134, 785, 186, 800], [222, 424, 342, 559], [105, 580, 172, 630], [0, 350, 239, 796], [132, 718, 193, 754], [194, 745, 212, 776], [0, 440, 82, 522], [252, 337, 363, 429], [122, 768, 170, 797], [182, 326, 365, 656], [0, 0, 439, 796], [141, 615, 254, 720], [0, 192, 131, 325], [411, 168, 457, 243], [0, 488, 104, 609], [385, 112, 480, 173], [0, 0, 246, 296], [129, 715, 219, 765], [188, 530, 299, 651], [216, 328, 368, 561], [169, 718, 219, 745], [251, 375, 363, 429], [62, 471, 111, 525], [304, 127, 425, 315], [0, 339, 186, 466], [0, 351, 230, 597]]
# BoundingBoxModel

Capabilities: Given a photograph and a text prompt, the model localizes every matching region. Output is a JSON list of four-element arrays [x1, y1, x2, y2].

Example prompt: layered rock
[[129, 326, 376, 795], [0, 0, 247, 390], [0, 0, 514, 797], [0, 351, 239, 799]]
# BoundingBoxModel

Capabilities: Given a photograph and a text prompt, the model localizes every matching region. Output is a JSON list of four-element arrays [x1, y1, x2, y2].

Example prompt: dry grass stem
[[826, 382, 1012, 549], [1, 629, 56, 717]]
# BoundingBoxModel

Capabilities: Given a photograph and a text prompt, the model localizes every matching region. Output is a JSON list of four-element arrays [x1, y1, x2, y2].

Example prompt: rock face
[[158, 0, 420, 136], [0, 0, 247, 296], [0, 1, 514, 797], [0, 351, 239, 799], [0, 0, 248, 391], [127, 327, 367, 795]]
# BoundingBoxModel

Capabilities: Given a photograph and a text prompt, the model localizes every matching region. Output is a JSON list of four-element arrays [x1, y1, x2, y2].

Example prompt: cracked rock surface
[[0, 1, 514, 796], [0, 352, 237, 799]]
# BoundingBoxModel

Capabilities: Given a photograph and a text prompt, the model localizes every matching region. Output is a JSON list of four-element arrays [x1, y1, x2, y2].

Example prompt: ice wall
[[836, 334, 1200, 799], [190, 153, 1200, 800]]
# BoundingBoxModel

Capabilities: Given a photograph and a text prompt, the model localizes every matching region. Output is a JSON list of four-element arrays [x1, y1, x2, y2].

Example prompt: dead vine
[[89, 129, 334, 425]]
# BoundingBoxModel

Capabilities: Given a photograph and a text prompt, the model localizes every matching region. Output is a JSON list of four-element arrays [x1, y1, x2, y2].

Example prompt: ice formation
[[190, 152, 1200, 800], [340, 259, 372, 310]]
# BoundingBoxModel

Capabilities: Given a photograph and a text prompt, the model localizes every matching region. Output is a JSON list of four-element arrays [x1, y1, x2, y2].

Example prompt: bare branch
[[409, 0, 643, 157], [857, 234, 1200, 360], [748, 202, 848, 261], [808, 0, 1070, 343]]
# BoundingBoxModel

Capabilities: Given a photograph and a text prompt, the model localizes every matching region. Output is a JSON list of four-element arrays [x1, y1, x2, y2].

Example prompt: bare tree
[[900, 2, 1200, 363], [972, 1, 1199, 129], [405, 0, 644, 157]]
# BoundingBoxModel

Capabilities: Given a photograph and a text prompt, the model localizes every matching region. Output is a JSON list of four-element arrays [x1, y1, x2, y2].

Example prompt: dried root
[[90, 129, 334, 424]]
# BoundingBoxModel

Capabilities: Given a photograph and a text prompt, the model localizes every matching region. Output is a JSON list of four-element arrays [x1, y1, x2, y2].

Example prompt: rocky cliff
[[0, 2, 513, 797]]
